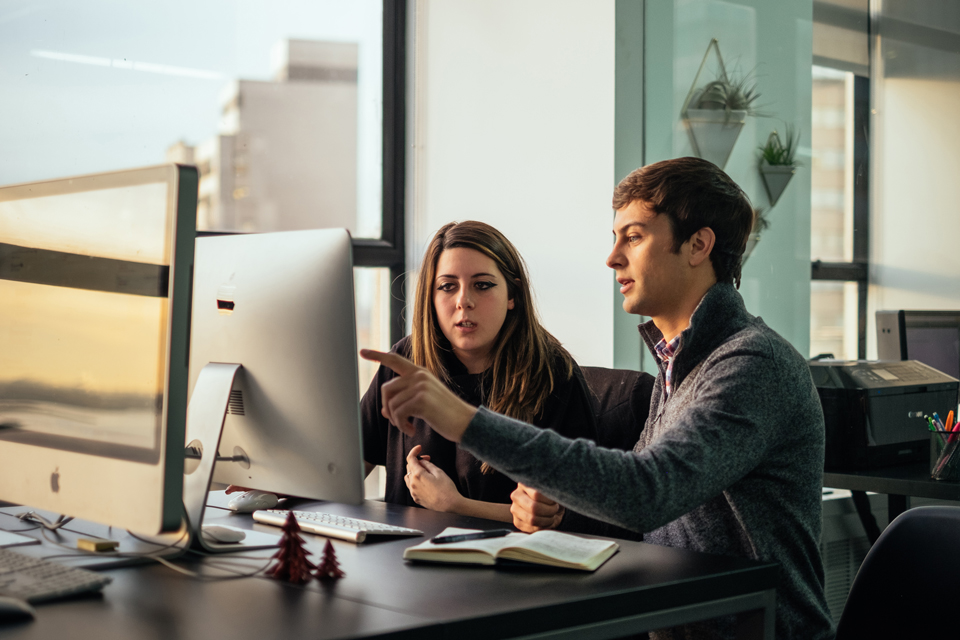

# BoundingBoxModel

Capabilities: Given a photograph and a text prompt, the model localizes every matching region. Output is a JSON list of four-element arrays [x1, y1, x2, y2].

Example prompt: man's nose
[[606, 243, 623, 270]]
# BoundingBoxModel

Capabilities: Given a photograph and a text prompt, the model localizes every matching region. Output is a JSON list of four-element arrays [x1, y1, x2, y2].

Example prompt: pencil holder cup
[[930, 432, 960, 481]]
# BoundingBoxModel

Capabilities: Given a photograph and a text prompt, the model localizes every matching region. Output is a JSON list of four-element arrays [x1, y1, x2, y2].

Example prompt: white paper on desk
[[0, 530, 41, 548], [405, 527, 618, 571]]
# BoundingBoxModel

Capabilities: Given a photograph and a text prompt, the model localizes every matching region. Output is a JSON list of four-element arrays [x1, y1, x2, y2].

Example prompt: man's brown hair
[[612, 157, 754, 287]]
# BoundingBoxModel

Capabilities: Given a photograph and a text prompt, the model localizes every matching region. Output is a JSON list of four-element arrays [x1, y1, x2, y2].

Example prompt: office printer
[[809, 360, 959, 470]]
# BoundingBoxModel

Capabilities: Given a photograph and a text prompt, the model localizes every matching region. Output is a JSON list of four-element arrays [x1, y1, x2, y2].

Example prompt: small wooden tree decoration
[[267, 512, 316, 584], [315, 539, 345, 581]]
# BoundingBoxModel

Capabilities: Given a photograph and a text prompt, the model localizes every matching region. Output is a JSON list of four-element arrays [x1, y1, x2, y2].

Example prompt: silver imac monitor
[[186, 229, 365, 512], [0, 164, 197, 534]]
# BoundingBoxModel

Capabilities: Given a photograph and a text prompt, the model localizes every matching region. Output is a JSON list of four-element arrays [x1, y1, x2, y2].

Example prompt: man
[[362, 157, 834, 639]]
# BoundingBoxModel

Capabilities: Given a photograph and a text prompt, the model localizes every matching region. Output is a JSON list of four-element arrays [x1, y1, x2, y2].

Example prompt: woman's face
[[433, 247, 515, 374]]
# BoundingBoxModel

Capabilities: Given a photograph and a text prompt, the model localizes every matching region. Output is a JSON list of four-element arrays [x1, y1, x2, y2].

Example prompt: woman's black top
[[360, 336, 598, 507]]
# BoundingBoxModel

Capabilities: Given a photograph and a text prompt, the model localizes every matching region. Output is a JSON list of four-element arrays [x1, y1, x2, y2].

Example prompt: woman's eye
[[475, 281, 496, 290], [436, 282, 456, 292]]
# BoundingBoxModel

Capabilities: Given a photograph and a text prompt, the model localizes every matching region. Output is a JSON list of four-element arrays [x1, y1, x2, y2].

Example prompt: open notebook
[[403, 528, 618, 571]]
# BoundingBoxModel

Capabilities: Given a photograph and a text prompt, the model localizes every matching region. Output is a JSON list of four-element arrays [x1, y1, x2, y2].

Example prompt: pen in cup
[[431, 529, 513, 545]]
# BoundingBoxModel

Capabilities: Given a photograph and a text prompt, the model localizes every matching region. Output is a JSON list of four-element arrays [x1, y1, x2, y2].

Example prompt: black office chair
[[835, 505, 960, 639], [580, 366, 654, 451]]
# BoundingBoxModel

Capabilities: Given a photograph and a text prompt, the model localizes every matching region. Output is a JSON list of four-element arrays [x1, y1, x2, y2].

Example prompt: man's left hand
[[510, 483, 565, 532]]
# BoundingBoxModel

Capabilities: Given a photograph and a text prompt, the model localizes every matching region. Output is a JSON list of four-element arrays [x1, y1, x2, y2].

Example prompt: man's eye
[[627, 235, 641, 244]]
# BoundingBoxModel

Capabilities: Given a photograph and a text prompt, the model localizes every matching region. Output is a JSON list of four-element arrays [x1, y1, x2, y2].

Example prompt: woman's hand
[[404, 445, 462, 512], [360, 349, 477, 442]]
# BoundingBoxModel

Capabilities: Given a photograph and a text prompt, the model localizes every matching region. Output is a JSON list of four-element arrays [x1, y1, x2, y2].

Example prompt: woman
[[361, 220, 596, 522]]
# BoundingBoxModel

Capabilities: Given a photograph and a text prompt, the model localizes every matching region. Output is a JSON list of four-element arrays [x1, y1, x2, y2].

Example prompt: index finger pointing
[[359, 349, 420, 376]]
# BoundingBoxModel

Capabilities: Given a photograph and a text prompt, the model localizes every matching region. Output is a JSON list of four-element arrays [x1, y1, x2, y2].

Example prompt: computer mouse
[[200, 525, 247, 544], [227, 490, 279, 513], [0, 596, 36, 622]]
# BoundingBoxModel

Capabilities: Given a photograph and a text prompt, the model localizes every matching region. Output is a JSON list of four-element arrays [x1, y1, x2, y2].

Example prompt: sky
[[0, 0, 382, 186]]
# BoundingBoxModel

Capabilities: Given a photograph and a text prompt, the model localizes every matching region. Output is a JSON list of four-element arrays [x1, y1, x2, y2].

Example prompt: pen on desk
[[947, 410, 955, 432], [431, 529, 513, 544]]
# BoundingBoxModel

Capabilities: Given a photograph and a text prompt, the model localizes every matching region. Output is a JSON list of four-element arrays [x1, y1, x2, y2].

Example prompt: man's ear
[[686, 227, 716, 267]]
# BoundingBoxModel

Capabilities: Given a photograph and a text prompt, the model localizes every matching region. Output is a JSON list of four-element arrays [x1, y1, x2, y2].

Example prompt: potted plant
[[758, 126, 799, 206], [681, 39, 762, 169]]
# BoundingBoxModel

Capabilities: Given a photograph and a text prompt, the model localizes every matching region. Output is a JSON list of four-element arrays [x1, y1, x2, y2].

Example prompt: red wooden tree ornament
[[315, 539, 345, 580], [267, 512, 316, 584]]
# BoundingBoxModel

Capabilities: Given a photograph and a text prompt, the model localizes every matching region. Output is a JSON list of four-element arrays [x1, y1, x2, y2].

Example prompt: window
[[0, 0, 407, 369], [810, 66, 869, 359]]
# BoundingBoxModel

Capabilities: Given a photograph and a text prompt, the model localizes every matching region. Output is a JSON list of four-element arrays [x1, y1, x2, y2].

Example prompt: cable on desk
[[1, 508, 277, 582]]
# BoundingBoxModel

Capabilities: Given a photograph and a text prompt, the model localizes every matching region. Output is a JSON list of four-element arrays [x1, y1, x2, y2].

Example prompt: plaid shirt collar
[[654, 333, 683, 398]]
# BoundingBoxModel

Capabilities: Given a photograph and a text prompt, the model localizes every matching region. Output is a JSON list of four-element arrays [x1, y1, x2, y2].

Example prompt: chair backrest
[[835, 505, 960, 639], [580, 366, 654, 451]]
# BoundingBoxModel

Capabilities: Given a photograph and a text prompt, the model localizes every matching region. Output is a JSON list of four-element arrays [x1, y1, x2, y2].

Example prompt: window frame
[[811, 74, 870, 359], [353, 0, 407, 347]]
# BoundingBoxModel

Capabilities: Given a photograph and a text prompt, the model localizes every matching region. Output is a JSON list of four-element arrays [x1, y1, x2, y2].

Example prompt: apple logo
[[50, 467, 60, 493]]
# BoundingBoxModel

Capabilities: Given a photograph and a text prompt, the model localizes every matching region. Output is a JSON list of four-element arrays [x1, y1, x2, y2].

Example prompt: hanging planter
[[759, 162, 796, 206], [681, 39, 761, 170], [758, 126, 799, 206], [685, 109, 748, 169]]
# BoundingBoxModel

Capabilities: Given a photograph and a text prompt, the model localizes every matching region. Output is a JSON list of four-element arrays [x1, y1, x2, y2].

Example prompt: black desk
[[1, 499, 778, 640], [824, 463, 960, 520]]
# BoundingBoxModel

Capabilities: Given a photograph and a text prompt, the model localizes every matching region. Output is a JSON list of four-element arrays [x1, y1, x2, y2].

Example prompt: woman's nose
[[456, 290, 474, 309]]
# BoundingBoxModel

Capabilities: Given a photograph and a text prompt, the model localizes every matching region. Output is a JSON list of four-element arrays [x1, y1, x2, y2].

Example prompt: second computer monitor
[[188, 229, 365, 504], [0, 164, 196, 534], [877, 310, 960, 380]]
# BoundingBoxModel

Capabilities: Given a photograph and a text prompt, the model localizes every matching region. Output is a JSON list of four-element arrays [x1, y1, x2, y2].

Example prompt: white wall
[[407, 0, 617, 366]]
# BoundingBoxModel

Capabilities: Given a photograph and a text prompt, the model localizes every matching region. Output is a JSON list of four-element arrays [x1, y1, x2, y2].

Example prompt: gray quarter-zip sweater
[[460, 282, 834, 640]]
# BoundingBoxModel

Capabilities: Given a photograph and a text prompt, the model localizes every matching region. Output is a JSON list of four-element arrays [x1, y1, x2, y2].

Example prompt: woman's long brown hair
[[410, 221, 574, 473]]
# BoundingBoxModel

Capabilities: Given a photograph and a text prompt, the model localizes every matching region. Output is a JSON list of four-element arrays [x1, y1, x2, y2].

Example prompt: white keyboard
[[0, 547, 112, 603], [253, 509, 423, 543]]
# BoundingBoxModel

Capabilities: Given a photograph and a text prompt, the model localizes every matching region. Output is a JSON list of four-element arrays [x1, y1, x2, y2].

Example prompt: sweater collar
[[639, 282, 752, 384]]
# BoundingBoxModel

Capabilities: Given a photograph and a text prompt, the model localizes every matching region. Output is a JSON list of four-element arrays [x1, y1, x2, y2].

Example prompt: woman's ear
[[508, 278, 521, 310]]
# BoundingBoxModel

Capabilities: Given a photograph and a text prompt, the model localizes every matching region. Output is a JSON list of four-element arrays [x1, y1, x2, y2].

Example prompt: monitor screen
[[905, 326, 960, 379], [0, 164, 196, 534], [187, 229, 365, 505], [877, 310, 960, 380]]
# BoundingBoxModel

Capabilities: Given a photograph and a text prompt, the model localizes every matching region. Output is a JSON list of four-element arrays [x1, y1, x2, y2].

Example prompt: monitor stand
[[182, 362, 281, 553]]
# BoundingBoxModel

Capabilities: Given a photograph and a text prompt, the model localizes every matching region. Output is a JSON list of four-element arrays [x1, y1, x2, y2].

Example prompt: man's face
[[606, 199, 691, 318]]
